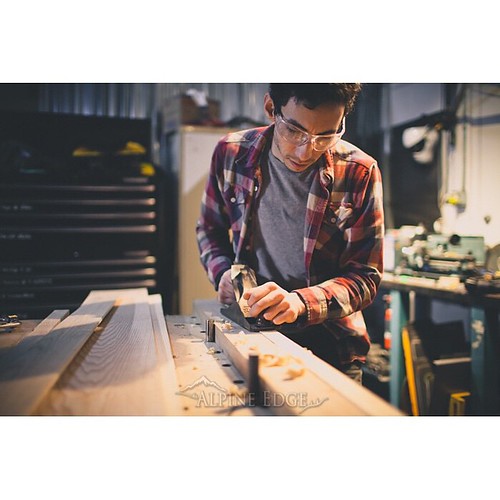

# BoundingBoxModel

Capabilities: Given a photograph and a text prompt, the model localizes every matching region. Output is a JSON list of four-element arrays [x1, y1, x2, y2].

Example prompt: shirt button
[[230, 197, 236, 203], [331, 217, 336, 223], [245, 245, 251, 250]]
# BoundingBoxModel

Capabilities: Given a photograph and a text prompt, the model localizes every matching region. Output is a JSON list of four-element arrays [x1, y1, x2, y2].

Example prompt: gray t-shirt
[[250, 150, 318, 291]]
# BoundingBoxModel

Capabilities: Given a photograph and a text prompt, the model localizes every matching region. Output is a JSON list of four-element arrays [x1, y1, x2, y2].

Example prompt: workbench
[[381, 272, 500, 414], [170, 299, 402, 416], [0, 289, 403, 416]]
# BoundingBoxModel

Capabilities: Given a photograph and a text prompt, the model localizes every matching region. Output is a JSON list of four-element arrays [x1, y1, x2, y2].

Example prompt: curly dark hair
[[268, 83, 362, 115]]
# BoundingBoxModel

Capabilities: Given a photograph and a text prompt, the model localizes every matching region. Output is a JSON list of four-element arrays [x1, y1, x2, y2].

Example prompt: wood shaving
[[228, 384, 247, 398], [207, 347, 217, 355], [260, 353, 289, 367], [285, 362, 305, 379], [258, 353, 306, 379], [222, 321, 233, 330]]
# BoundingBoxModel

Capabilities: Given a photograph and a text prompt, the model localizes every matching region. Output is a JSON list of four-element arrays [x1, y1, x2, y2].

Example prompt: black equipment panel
[[0, 111, 170, 319]]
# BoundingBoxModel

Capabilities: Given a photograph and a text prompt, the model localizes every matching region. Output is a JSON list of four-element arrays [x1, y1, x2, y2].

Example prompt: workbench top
[[382, 272, 500, 309], [0, 291, 404, 416]]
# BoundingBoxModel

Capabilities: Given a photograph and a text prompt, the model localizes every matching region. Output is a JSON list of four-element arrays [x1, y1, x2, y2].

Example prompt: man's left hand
[[242, 282, 306, 325]]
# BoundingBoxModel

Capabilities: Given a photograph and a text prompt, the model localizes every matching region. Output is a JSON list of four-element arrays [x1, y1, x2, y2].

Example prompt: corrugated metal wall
[[39, 83, 269, 123]]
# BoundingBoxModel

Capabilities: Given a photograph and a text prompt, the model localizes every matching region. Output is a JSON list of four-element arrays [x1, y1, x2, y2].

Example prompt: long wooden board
[[36, 290, 174, 415], [0, 290, 131, 415], [194, 300, 403, 416], [27, 310, 70, 337], [212, 321, 360, 415], [261, 330, 403, 416]]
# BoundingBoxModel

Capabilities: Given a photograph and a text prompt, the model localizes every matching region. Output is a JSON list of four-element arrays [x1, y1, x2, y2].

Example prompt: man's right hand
[[217, 269, 236, 304]]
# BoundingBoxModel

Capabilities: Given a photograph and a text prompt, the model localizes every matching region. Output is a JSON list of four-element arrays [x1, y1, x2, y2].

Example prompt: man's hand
[[242, 281, 306, 325], [217, 269, 236, 304]]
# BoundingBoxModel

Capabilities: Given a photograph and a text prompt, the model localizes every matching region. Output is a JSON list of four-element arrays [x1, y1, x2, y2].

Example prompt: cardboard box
[[162, 94, 221, 133]]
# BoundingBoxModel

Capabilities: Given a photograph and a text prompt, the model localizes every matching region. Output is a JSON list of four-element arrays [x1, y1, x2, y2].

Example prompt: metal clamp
[[205, 318, 216, 342], [248, 351, 263, 406]]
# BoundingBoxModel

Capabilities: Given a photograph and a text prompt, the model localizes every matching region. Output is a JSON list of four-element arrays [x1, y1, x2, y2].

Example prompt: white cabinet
[[172, 126, 235, 315]]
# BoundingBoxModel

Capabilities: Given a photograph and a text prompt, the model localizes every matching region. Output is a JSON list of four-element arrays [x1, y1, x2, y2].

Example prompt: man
[[196, 84, 384, 382]]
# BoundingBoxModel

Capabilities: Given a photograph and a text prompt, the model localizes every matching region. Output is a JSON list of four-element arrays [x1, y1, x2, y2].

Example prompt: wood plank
[[26, 310, 70, 338], [261, 330, 403, 416], [0, 289, 129, 415], [213, 322, 359, 415], [194, 300, 404, 416], [36, 289, 172, 415]]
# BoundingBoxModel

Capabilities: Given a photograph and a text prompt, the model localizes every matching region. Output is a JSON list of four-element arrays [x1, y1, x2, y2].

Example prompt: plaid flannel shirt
[[196, 125, 384, 363]]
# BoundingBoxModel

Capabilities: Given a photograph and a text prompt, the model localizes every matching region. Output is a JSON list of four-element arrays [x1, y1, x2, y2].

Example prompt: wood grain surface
[[0, 290, 123, 415], [36, 291, 180, 415]]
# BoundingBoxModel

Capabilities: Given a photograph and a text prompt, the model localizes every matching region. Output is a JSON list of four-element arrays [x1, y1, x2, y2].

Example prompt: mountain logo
[[176, 375, 228, 400]]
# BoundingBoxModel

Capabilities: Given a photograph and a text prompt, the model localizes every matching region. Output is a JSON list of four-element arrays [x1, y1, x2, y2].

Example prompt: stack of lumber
[[0, 288, 180, 416]]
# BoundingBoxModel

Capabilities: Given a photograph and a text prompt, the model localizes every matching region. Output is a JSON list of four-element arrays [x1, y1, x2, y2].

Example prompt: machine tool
[[389, 230, 485, 281]]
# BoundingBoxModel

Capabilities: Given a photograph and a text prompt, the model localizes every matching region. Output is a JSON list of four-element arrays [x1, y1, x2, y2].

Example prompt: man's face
[[267, 96, 345, 173]]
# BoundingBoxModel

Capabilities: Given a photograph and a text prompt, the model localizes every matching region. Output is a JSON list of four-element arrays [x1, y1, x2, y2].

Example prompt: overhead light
[[402, 125, 440, 164]]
